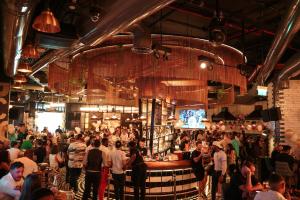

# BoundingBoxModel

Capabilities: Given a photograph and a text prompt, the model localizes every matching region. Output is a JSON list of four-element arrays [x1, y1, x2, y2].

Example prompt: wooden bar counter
[[107, 160, 199, 200]]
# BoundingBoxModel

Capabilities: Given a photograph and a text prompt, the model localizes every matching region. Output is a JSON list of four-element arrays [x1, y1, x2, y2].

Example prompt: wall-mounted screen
[[257, 86, 268, 96], [179, 109, 206, 129]]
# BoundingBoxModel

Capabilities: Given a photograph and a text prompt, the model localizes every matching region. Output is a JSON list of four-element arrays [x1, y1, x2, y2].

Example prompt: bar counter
[[107, 160, 199, 200], [145, 160, 192, 170]]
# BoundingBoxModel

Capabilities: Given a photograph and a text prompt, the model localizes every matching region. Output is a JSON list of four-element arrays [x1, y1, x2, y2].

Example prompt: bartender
[[179, 134, 190, 151], [138, 138, 148, 156]]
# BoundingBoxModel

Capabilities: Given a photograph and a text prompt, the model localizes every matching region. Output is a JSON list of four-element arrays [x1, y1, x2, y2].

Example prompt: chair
[[275, 161, 294, 188]]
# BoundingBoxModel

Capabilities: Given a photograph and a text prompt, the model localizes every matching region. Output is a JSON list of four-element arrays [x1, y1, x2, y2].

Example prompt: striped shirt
[[67, 141, 86, 168]]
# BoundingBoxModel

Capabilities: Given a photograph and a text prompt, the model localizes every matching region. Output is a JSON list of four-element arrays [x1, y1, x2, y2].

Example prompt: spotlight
[[198, 56, 213, 70], [200, 62, 207, 69]]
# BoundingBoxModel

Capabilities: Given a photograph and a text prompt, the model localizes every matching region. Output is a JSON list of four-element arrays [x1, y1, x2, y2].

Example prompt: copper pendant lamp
[[22, 44, 39, 59], [17, 63, 32, 73], [12, 82, 24, 89], [14, 74, 27, 83], [32, 9, 61, 33]]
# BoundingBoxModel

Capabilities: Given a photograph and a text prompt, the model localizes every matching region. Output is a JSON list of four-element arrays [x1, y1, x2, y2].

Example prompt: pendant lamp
[[22, 44, 39, 59], [17, 63, 32, 73], [32, 9, 61, 33], [14, 74, 27, 83], [12, 82, 24, 89]]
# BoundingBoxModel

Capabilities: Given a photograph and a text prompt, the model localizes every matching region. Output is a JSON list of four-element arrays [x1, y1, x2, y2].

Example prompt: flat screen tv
[[179, 109, 206, 129]]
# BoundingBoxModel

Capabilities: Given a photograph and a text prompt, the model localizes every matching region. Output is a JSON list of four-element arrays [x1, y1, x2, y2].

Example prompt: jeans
[[211, 170, 222, 200], [69, 168, 81, 192], [132, 165, 147, 200], [112, 173, 125, 200], [82, 171, 101, 200], [98, 167, 109, 200]]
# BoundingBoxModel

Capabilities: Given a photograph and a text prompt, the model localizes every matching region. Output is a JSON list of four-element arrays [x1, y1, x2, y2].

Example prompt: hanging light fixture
[[17, 63, 32, 73], [22, 44, 39, 59], [12, 82, 24, 89], [14, 74, 27, 83], [32, 9, 61, 33]]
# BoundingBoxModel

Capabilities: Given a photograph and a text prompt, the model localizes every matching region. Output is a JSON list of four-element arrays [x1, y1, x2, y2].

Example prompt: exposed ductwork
[[131, 24, 153, 54], [30, 0, 175, 76], [255, 0, 300, 85], [273, 52, 300, 103], [0, 0, 36, 77]]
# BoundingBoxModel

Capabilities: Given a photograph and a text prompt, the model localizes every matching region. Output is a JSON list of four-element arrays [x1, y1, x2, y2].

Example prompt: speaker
[[9, 107, 19, 120], [269, 107, 282, 121], [261, 109, 270, 122]]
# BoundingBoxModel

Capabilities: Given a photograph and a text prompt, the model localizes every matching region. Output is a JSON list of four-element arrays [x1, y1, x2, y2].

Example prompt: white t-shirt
[[99, 145, 112, 167], [110, 149, 127, 174], [213, 150, 227, 175], [14, 157, 38, 177], [7, 148, 21, 161], [254, 190, 287, 200], [0, 172, 23, 200]]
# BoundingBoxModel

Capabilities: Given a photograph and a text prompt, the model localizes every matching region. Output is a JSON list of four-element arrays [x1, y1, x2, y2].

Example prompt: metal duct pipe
[[0, 0, 35, 77], [273, 52, 300, 104], [30, 0, 175, 75], [255, 0, 300, 85], [275, 52, 300, 89]]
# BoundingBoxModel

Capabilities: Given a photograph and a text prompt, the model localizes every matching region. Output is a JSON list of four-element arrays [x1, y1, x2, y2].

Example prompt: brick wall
[[275, 80, 300, 158]]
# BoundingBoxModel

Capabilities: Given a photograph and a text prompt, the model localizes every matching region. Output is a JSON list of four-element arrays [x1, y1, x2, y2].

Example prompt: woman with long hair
[[227, 143, 237, 177], [19, 174, 42, 200]]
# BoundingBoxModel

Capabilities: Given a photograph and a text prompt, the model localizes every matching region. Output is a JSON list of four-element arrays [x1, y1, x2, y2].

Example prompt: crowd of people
[[0, 122, 299, 200], [0, 123, 148, 200], [187, 130, 299, 200]]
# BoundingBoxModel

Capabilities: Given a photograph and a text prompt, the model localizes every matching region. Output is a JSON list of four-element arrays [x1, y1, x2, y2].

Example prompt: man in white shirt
[[98, 138, 112, 200], [254, 174, 290, 200], [0, 162, 24, 200], [14, 150, 38, 177], [212, 141, 227, 200], [110, 140, 127, 200], [7, 141, 21, 161]]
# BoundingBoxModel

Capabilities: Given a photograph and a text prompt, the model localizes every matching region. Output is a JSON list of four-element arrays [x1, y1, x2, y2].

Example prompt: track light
[[198, 56, 213, 70]]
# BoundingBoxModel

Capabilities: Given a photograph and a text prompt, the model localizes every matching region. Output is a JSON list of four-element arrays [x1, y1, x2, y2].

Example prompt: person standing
[[67, 133, 86, 192], [17, 123, 27, 142], [191, 141, 205, 198], [128, 141, 147, 200], [0, 162, 24, 200], [98, 137, 112, 200], [83, 139, 102, 200], [137, 138, 148, 156], [211, 141, 227, 200], [110, 141, 127, 200], [33, 139, 46, 164]]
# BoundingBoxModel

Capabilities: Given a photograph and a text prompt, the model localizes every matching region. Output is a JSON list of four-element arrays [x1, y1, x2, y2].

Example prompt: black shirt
[[191, 150, 204, 181], [179, 140, 189, 151], [130, 148, 145, 168], [138, 146, 147, 157], [34, 146, 46, 163], [224, 172, 259, 200], [276, 152, 295, 170], [86, 148, 102, 172]]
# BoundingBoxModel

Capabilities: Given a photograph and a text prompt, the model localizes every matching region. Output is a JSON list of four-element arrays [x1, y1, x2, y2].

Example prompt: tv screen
[[179, 109, 206, 129], [257, 86, 268, 96]]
